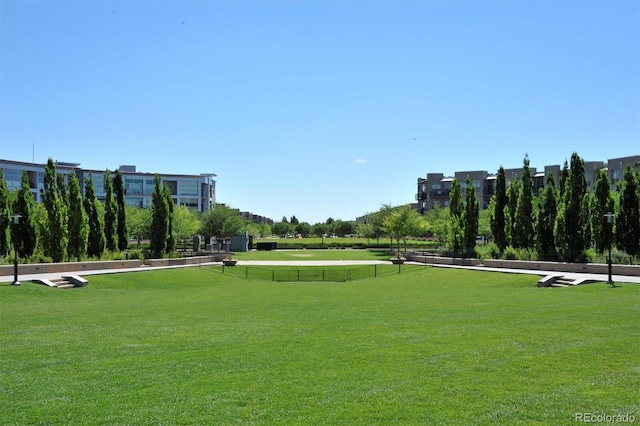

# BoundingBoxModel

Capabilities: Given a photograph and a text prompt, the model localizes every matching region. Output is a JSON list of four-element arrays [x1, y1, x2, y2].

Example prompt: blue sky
[[1, 0, 638, 224]]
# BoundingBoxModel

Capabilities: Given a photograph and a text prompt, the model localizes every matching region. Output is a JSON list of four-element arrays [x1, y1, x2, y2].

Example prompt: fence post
[[322, 269, 325, 282], [297, 269, 300, 282], [222, 264, 225, 274], [374, 264, 377, 278], [246, 266, 248, 279], [272, 270, 275, 282], [348, 269, 351, 281]]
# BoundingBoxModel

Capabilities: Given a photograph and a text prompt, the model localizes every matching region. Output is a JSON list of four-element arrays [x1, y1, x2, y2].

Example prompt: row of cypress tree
[[450, 152, 640, 262], [0, 159, 129, 262]]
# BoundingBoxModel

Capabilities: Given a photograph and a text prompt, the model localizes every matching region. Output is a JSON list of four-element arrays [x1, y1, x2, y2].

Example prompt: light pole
[[604, 212, 614, 287], [12, 213, 21, 286]]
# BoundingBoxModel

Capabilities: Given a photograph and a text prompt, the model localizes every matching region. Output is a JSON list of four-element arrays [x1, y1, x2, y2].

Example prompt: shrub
[[475, 243, 501, 260]]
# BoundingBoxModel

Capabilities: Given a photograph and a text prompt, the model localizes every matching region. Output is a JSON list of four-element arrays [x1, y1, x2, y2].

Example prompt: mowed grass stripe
[[1, 267, 637, 425]]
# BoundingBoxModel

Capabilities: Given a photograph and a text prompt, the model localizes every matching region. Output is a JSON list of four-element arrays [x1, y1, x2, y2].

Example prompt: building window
[[181, 198, 199, 210], [145, 179, 155, 195], [613, 169, 620, 184], [92, 174, 105, 193], [180, 180, 198, 196], [125, 178, 143, 195], [3, 168, 22, 190], [431, 183, 441, 190]]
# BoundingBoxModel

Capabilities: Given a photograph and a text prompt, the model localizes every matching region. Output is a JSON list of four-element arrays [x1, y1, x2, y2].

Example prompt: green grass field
[[233, 248, 392, 261], [1, 266, 638, 425]]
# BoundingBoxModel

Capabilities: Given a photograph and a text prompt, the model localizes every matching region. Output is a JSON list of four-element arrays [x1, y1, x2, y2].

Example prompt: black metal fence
[[220, 263, 425, 282]]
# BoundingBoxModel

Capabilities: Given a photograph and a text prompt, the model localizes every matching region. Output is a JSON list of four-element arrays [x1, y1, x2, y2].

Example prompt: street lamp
[[604, 212, 615, 287], [12, 213, 22, 286]]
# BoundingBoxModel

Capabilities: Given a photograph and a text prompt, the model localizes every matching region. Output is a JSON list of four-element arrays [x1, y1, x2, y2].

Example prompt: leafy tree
[[333, 220, 355, 237], [173, 205, 200, 249], [477, 208, 492, 244], [40, 159, 68, 262], [295, 222, 312, 238], [462, 177, 479, 255], [312, 222, 328, 238], [164, 184, 175, 253], [272, 220, 293, 237], [126, 205, 151, 247], [615, 165, 640, 258], [0, 169, 11, 257], [490, 166, 507, 253], [103, 170, 118, 252], [448, 178, 463, 255], [382, 205, 424, 253], [13, 171, 38, 259], [363, 206, 393, 244], [84, 173, 104, 258], [114, 170, 128, 251], [513, 155, 534, 249], [557, 152, 588, 262], [590, 169, 615, 254], [425, 203, 449, 247], [149, 174, 169, 255], [199, 204, 244, 244], [290, 215, 299, 225], [67, 170, 88, 261], [536, 172, 558, 258]]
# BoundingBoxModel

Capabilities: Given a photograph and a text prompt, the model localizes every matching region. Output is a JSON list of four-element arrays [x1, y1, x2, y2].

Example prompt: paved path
[[1, 259, 638, 284]]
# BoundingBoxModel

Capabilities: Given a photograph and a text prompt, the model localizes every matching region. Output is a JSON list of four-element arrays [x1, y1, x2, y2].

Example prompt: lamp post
[[604, 212, 614, 287], [12, 213, 21, 286]]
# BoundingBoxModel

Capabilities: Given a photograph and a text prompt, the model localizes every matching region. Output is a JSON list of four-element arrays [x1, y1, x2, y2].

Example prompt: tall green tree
[[558, 160, 569, 200], [590, 169, 615, 254], [114, 170, 128, 251], [67, 170, 88, 261], [490, 166, 507, 253], [164, 184, 175, 253], [449, 178, 464, 255], [557, 152, 588, 262], [150, 174, 169, 255], [0, 169, 11, 257], [462, 177, 479, 255], [103, 170, 118, 252], [513, 155, 534, 249], [505, 176, 521, 247], [615, 165, 640, 258], [13, 171, 38, 259], [41, 159, 68, 262], [536, 172, 558, 259], [84, 173, 104, 258]]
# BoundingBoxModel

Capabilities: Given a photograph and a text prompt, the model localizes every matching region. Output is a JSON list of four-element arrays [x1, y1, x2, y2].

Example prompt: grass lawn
[[233, 249, 392, 261], [1, 266, 638, 424]]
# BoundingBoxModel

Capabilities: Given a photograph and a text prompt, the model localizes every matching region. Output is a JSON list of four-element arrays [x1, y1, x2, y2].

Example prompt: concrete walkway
[[1, 259, 638, 285]]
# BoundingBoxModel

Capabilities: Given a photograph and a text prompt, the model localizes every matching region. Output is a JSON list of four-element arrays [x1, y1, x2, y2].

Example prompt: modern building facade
[[0, 158, 217, 212], [416, 155, 639, 214]]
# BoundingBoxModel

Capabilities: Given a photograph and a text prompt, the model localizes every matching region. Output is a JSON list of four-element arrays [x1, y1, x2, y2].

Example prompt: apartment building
[[416, 155, 638, 214], [0, 158, 217, 212]]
